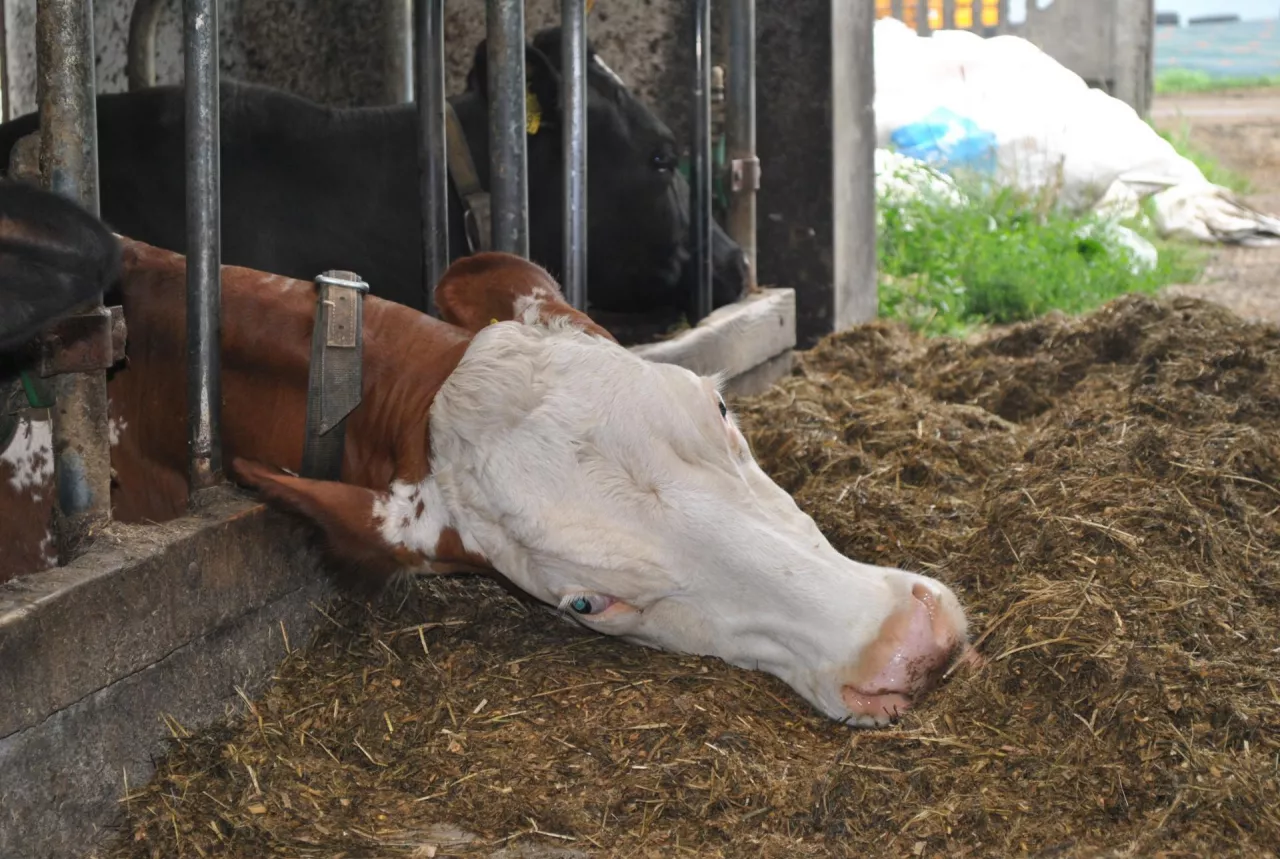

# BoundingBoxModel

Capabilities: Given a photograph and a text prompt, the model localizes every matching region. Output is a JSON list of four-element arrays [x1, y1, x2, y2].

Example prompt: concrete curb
[[0, 488, 334, 859]]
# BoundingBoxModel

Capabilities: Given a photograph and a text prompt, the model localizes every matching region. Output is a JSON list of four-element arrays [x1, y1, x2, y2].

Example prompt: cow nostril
[[911, 581, 935, 609]]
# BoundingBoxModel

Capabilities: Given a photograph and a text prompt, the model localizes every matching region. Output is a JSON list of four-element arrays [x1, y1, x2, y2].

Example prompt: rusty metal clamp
[[33, 305, 127, 378]]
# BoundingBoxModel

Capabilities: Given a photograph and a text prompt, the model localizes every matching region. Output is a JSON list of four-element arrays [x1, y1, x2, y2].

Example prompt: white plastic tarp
[[872, 17, 1280, 246]]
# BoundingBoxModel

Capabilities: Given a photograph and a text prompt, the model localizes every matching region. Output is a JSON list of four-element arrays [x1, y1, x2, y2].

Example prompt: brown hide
[[3, 240, 603, 584]]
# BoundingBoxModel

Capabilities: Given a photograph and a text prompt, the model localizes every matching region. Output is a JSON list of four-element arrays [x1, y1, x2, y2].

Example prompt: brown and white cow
[[5, 238, 973, 726]]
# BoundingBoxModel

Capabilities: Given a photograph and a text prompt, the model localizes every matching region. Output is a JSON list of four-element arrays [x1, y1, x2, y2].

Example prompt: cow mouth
[[840, 642, 983, 724], [841, 686, 914, 722]]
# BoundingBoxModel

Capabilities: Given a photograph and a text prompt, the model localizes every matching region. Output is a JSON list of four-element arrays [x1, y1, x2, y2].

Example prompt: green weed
[[1155, 69, 1280, 95], [877, 183, 1205, 337]]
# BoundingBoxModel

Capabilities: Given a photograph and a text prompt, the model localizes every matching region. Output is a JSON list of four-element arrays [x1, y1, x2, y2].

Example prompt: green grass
[[1152, 120, 1252, 193], [877, 183, 1206, 338], [1155, 68, 1280, 95]]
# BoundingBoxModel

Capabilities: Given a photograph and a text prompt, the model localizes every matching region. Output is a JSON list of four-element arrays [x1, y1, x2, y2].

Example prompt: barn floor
[[100, 292, 1280, 859]]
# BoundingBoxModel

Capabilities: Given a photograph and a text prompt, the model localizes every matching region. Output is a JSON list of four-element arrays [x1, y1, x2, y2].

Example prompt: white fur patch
[[513, 294, 544, 325], [108, 416, 127, 447], [2, 417, 54, 499], [39, 530, 57, 567], [372, 477, 452, 556]]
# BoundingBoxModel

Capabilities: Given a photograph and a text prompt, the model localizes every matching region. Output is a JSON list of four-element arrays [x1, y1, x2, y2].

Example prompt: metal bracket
[[35, 305, 127, 378], [730, 155, 761, 193], [300, 270, 369, 481]]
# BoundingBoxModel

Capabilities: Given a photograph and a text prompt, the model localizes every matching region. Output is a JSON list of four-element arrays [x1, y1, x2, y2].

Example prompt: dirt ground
[[1152, 88, 1280, 321]]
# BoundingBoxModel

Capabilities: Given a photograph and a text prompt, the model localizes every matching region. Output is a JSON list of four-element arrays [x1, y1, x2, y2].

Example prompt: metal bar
[[832, 0, 877, 329], [0, 0, 10, 122], [723, 0, 756, 291], [184, 0, 223, 493], [486, 0, 529, 256], [941, 0, 955, 29], [37, 0, 113, 555], [385, 0, 413, 103], [689, 0, 713, 323], [561, 0, 588, 310], [417, 0, 447, 312], [126, 0, 163, 91], [916, 0, 930, 33]]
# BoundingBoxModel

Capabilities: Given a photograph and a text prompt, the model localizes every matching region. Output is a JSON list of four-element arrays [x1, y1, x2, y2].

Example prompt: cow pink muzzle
[[842, 582, 975, 721]]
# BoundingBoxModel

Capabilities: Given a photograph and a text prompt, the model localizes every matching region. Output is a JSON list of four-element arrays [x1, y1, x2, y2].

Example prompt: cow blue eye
[[570, 597, 592, 613], [718, 399, 728, 419]]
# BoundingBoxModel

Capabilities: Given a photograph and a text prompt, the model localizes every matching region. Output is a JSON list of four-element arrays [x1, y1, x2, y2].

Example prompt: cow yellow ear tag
[[526, 85, 542, 135], [490, 317, 500, 326]]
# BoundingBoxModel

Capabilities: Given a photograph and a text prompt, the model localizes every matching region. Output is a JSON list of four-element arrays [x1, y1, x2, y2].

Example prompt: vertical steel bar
[[0, 0, 10, 122], [723, 0, 756, 290], [417, 0, 447, 311], [385, 0, 413, 103], [37, 0, 113, 553], [690, 0, 713, 323], [184, 0, 222, 493], [486, 0, 529, 256], [561, 0, 588, 310]]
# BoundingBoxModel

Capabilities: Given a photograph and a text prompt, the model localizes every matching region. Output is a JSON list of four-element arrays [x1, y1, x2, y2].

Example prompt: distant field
[[1155, 17, 1280, 85]]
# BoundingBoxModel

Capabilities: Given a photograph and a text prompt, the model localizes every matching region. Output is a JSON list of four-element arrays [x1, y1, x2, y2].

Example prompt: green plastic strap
[[20, 371, 55, 409]]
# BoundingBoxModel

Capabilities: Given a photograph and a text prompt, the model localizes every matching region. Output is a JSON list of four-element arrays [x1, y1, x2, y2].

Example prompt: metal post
[[417, 0, 447, 312], [385, 0, 414, 104], [561, 0, 588, 310], [185, 0, 223, 493], [37, 0, 113, 556], [723, 0, 757, 290], [126, 0, 163, 90], [0, 0, 10, 121], [832, 0, 877, 330], [690, 0, 713, 323], [486, 0, 529, 256]]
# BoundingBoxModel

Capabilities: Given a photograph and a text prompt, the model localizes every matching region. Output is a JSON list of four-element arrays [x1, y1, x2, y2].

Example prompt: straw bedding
[[108, 294, 1280, 858]]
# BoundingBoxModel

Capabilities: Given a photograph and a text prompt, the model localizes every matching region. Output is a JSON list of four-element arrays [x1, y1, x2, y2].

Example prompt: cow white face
[[425, 319, 972, 726]]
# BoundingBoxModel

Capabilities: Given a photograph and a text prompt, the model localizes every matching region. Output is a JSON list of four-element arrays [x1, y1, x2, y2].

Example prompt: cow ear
[[230, 457, 411, 592], [466, 41, 561, 134], [434, 252, 616, 342]]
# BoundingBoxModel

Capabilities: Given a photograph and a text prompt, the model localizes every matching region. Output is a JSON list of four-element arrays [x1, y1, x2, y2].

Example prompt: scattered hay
[[107, 295, 1280, 858]]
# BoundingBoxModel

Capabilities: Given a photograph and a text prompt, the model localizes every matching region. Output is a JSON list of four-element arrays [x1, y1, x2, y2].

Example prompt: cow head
[[234, 254, 972, 726], [464, 28, 749, 317]]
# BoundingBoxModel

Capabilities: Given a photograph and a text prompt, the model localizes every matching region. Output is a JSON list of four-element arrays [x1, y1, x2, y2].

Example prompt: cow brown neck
[[109, 239, 472, 522]]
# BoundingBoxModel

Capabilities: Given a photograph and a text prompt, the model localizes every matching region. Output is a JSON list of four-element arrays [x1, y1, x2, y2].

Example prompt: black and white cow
[[0, 28, 748, 320]]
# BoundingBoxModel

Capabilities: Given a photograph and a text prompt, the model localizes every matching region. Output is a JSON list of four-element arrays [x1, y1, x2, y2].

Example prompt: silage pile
[[109, 295, 1280, 859]]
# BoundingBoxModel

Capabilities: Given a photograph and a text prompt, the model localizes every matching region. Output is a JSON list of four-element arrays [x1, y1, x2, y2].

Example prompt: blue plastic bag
[[890, 107, 997, 175]]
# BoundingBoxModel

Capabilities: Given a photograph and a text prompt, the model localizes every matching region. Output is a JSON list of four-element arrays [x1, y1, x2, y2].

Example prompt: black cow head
[[465, 28, 749, 317]]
